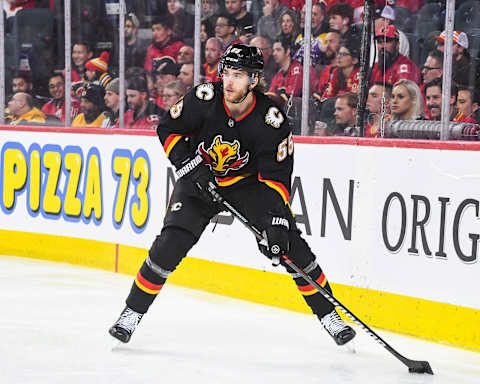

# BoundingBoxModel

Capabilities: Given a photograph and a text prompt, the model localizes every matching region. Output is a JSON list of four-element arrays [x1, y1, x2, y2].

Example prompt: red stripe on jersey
[[222, 94, 257, 121]]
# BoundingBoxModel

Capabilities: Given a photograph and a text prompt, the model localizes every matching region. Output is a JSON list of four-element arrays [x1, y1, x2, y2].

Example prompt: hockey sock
[[291, 261, 335, 318], [126, 227, 197, 313]]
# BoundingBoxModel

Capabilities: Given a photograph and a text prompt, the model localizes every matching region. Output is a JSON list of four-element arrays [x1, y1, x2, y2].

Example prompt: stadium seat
[[455, 0, 480, 34], [4, 34, 19, 94], [393, 6, 414, 34], [415, 3, 444, 39], [12, 9, 56, 96]]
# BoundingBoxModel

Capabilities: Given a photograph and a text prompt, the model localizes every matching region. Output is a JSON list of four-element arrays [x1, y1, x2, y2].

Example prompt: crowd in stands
[[3, 0, 480, 140]]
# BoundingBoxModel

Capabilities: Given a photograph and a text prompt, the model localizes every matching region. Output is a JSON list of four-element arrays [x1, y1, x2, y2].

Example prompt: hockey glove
[[261, 216, 290, 266], [176, 154, 219, 205]]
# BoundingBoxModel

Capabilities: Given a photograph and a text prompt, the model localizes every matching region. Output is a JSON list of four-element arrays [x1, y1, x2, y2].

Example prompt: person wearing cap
[[144, 16, 185, 73], [370, 5, 409, 64], [124, 13, 149, 69], [84, 51, 113, 89], [104, 78, 120, 127], [318, 37, 361, 101], [124, 76, 162, 130], [435, 30, 471, 86], [72, 84, 109, 128], [202, 37, 223, 82], [153, 56, 180, 109], [370, 25, 420, 86]]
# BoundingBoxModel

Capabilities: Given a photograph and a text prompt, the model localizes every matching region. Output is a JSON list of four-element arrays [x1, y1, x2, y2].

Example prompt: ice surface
[[1, 255, 479, 384]]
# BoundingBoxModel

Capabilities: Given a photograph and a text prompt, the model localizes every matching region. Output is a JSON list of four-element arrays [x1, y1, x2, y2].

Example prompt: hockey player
[[109, 44, 356, 347]]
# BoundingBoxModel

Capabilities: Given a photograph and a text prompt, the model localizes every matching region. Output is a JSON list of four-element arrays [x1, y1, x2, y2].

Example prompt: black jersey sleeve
[[157, 83, 216, 167], [255, 102, 293, 211]]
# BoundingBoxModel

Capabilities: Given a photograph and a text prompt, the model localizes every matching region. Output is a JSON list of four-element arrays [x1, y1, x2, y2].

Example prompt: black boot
[[320, 309, 356, 346], [109, 306, 143, 343]]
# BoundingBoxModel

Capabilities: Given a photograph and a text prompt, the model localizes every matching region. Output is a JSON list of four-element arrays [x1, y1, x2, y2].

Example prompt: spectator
[[166, 0, 194, 44], [266, 37, 317, 104], [435, 30, 471, 87], [84, 51, 113, 89], [42, 73, 81, 123], [420, 50, 443, 118], [104, 78, 120, 127], [371, 25, 420, 86], [256, 0, 288, 43], [203, 37, 223, 82], [162, 80, 187, 111], [371, 5, 409, 64], [250, 35, 278, 88], [177, 45, 194, 65], [454, 86, 479, 123], [178, 63, 194, 90], [201, 20, 215, 46], [421, 50, 443, 93], [7, 92, 46, 126], [319, 38, 360, 101], [295, 2, 329, 52], [278, 9, 300, 48], [333, 92, 357, 135], [424, 78, 460, 121], [215, 13, 242, 50], [11, 72, 47, 108], [144, 16, 185, 72], [153, 57, 180, 109], [124, 13, 149, 70], [390, 79, 424, 121], [328, 3, 361, 43], [72, 84, 109, 128], [315, 31, 341, 97], [365, 82, 392, 137], [225, 0, 255, 42], [71, 42, 94, 83], [124, 76, 162, 130], [202, 0, 220, 38]]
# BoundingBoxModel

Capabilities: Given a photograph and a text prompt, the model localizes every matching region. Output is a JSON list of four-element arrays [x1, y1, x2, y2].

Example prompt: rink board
[[0, 126, 479, 351]]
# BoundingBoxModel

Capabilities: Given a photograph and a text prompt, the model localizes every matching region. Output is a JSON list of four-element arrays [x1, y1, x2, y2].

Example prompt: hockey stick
[[207, 183, 434, 375]]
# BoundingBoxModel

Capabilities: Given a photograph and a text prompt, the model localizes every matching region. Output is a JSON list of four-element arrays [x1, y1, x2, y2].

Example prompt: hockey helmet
[[218, 44, 264, 77]]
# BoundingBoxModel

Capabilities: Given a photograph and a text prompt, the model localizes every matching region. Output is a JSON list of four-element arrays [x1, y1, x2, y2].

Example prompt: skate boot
[[109, 306, 143, 343], [320, 309, 356, 346]]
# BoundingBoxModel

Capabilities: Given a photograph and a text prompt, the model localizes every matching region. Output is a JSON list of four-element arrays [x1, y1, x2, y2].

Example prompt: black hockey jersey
[[157, 82, 294, 206]]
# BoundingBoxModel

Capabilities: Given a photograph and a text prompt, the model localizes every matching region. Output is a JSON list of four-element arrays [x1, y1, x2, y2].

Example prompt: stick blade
[[408, 360, 434, 375]]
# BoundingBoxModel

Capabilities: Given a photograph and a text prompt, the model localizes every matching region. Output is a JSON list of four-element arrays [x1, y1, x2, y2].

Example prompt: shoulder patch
[[195, 83, 215, 101], [265, 106, 285, 129], [170, 99, 183, 119]]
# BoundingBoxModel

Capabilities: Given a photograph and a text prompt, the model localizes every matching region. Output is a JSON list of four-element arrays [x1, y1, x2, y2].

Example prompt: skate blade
[[344, 338, 356, 354], [110, 338, 122, 351]]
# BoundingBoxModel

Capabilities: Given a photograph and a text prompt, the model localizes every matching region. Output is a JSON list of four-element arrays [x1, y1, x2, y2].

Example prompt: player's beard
[[224, 85, 250, 104]]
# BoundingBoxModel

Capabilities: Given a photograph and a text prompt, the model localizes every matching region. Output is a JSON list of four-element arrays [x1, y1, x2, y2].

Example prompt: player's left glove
[[175, 154, 219, 206], [260, 216, 290, 266]]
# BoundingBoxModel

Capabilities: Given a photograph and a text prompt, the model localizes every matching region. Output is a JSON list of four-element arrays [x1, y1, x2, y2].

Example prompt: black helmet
[[218, 44, 264, 76]]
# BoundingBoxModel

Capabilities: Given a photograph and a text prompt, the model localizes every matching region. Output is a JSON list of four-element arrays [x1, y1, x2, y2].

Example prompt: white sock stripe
[[146, 257, 172, 279], [289, 261, 318, 279]]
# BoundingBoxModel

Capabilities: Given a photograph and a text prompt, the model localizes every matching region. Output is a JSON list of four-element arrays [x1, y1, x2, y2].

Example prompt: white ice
[[1, 255, 479, 384]]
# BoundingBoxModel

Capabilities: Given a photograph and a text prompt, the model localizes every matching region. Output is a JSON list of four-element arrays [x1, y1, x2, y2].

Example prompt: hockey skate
[[109, 306, 143, 343], [320, 309, 356, 346]]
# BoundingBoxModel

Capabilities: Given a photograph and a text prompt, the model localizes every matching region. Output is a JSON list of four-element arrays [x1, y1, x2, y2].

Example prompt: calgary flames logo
[[198, 135, 249, 176]]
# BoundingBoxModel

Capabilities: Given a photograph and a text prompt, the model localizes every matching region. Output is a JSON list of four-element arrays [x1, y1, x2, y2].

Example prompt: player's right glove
[[175, 154, 219, 206], [260, 216, 290, 266]]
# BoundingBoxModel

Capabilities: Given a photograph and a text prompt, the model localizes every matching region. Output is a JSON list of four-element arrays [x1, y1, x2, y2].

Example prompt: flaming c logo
[[198, 135, 249, 176]]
